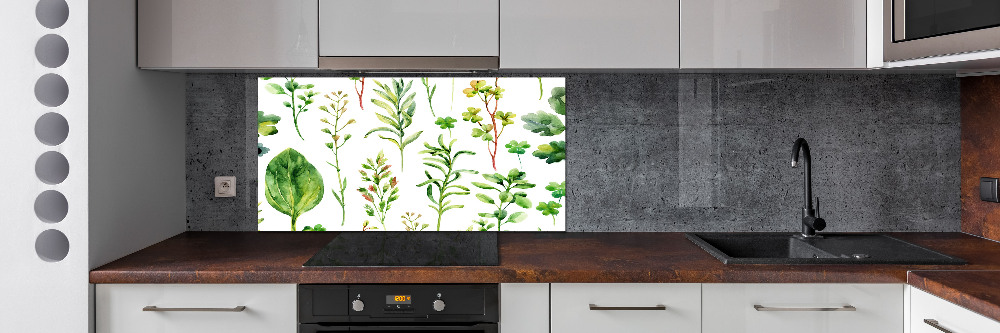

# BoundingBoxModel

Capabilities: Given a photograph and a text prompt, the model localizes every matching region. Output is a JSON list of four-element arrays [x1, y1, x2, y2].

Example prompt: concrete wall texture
[[186, 73, 960, 232]]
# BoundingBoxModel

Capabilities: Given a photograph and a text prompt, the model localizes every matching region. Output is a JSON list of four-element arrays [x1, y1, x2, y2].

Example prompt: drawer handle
[[143, 306, 247, 312], [753, 305, 856, 312], [924, 319, 955, 333], [589, 304, 667, 311]]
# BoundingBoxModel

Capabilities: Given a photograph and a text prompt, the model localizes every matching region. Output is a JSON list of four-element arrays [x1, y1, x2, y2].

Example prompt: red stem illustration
[[354, 77, 365, 110]]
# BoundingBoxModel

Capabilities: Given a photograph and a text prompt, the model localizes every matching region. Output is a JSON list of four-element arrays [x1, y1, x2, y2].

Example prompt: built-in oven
[[884, 0, 1000, 61], [299, 284, 498, 333]]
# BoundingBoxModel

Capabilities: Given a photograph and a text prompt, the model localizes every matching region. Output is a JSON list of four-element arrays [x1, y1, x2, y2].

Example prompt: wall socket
[[215, 176, 236, 197]]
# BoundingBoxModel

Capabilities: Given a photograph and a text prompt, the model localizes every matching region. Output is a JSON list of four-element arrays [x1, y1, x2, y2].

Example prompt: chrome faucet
[[791, 138, 825, 238]]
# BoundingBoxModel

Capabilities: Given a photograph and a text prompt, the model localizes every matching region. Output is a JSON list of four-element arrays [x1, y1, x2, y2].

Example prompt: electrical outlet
[[215, 176, 236, 197]]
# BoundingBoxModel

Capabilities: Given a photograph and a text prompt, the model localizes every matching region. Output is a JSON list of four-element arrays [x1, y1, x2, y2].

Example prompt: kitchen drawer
[[96, 284, 296, 333], [551, 283, 701, 333], [702, 283, 903, 333], [911, 287, 1000, 333]]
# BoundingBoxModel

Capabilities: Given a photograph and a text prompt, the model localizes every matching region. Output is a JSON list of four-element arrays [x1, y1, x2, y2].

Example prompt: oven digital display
[[386, 295, 412, 304]]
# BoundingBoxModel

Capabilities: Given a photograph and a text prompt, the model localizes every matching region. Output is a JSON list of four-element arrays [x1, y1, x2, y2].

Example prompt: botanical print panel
[[257, 77, 566, 231]]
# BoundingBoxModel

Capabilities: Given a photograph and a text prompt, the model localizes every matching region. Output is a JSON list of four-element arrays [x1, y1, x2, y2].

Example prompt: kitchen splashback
[[188, 73, 960, 232], [257, 77, 566, 231]]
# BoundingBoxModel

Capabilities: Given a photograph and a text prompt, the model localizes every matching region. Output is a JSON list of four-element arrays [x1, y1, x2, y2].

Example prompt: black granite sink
[[686, 233, 966, 265]]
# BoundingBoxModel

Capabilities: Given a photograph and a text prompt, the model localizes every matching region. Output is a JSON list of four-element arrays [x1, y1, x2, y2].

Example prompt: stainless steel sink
[[686, 233, 966, 265]]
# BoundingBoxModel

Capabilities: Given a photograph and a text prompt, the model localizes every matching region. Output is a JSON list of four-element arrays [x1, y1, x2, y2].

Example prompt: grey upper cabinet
[[138, 0, 318, 69], [681, 0, 873, 69], [500, 0, 680, 69]]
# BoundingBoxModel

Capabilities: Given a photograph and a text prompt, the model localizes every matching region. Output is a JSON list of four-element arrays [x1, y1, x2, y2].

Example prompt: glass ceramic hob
[[303, 232, 499, 267]]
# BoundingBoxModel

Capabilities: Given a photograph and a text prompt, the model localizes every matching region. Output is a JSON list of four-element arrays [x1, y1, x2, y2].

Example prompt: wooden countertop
[[908, 270, 1000, 323], [90, 232, 1000, 284]]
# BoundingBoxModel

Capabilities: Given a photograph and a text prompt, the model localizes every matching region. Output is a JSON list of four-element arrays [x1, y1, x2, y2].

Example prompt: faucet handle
[[815, 197, 820, 218]]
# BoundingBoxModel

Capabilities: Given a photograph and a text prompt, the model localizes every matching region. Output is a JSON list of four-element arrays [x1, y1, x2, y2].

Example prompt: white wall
[[87, 0, 186, 271]]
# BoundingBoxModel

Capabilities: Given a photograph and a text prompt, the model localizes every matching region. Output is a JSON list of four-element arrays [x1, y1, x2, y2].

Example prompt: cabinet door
[[681, 0, 868, 68], [96, 284, 297, 333], [551, 283, 700, 333], [319, 0, 499, 57], [500, 284, 549, 333], [911, 287, 1000, 333], [501, 0, 680, 69], [702, 283, 903, 333], [138, 0, 318, 69]]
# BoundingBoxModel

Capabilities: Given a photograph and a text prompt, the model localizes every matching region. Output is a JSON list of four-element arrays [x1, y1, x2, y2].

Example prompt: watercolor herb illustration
[[264, 148, 325, 231], [471, 169, 536, 230], [318, 91, 355, 226], [257, 77, 566, 231], [417, 135, 477, 231], [358, 151, 399, 230], [263, 77, 318, 140], [367, 79, 423, 171]]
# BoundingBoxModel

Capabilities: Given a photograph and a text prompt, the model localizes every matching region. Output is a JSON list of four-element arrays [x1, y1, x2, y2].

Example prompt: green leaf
[[264, 148, 325, 230], [471, 127, 487, 138], [521, 111, 565, 136], [514, 195, 532, 209], [508, 212, 528, 223], [435, 116, 457, 129], [265, 83, 286, 95], [498, 191, 512, 203], [471, 182, 497, 190], [546, 181, 566, 198], [257, 111, 281, 137], [532, 141, 566, 164], [536, 201, 562, 216], [495, 111, 516, 126], [548, 87, 566, 115], [462, 107, 484, 123], [505, 140, 531, 154], [302, 224, 327, 231], [374, 113, 400, 127], [475, 193, 495, 204], [402, 131, 424, 148]]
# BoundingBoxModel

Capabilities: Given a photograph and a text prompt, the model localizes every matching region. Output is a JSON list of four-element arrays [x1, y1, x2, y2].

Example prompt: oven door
[[885, 0, 1000, 61], [300, 323, 498, 333]]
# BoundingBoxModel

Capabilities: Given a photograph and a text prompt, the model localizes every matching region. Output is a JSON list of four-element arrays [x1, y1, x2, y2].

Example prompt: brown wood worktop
[[908, 270, 1000, 323], [90, 232, 1000, 285]]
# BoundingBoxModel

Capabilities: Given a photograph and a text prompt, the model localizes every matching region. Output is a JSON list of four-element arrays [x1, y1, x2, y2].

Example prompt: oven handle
[[300, 324, 498, 333]]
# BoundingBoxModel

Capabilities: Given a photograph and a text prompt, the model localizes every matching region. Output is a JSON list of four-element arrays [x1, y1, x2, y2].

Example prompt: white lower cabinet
[[500, 284, 549, 333], [551, 283, 702, 333], [910, 287, 1000, 333], [95, 284, 297, 333], [702, 284, 903, 333]]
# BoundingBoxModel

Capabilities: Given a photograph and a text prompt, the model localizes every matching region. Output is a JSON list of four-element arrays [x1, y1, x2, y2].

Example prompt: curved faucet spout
[[791, 138, 824, 237]]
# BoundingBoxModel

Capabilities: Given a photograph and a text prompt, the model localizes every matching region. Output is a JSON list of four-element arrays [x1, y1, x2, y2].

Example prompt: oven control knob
[[432, 299, 446, 312], [352, 299, 365, 312]]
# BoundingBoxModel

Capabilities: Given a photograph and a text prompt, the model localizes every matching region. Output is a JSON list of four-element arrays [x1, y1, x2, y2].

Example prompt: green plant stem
[[538, 77, 543, 100], [291, 216, 297, 231]]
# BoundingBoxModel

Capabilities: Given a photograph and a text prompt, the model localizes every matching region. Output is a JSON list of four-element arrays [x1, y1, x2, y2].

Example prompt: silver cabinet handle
[[753, 305, 856, 312], [924, 319, 955, 333], [143, 306, 246, 312], [589, 304, 666, 311]]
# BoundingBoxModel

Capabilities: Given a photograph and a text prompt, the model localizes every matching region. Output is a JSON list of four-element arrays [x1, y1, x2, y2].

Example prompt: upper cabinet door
[[681, 0, 869, 68], [138, 0, 318, 69], [500, 0, 680, 69], [319, 0, 499, 57]]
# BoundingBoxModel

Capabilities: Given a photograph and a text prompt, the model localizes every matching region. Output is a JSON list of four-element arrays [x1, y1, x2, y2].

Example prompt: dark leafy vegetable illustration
[[258, 143, 270, 157], [461, 79, 513, 170], [471, 168, 536, 230], [350, 77, 365, 110], [366, 79, 423, 171], [435, 116, 457, 136], [521, 111, 565, 136], [264, 77, 317, 140], [548, 86, 565, 115], [533, 140, 566, 164], [416, 135, 478, 231], [257, 111, 281, 137], [358, 151, 399, 230], [401, 212, 429, 231], [421, 78, 437, 117], [536, 201, 562, 224], [505, 140, 530, 168], [302, 224, 327, 231], [318, 91, 355, 226], [264, 148, 325, 231]]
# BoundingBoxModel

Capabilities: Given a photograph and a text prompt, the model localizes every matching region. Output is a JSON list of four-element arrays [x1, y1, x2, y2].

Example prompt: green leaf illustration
[[302, 224, 327, 231], [258, 143, 270, 157], [521, 111, 565, 136], [505, 140, 531, 154], [257, 111, 281, 136], [533, 141, 566, 164], [537, 201, 562, 216], [462, 107, 484, 123], [435, 116, 457, 129], [474, 169, 536, 230], [548, 87, 565, 115], [264, 148, 325, 231], [367, 79, 421, 170], [545, 181, 566, 199], [418, 135, 477, 230]]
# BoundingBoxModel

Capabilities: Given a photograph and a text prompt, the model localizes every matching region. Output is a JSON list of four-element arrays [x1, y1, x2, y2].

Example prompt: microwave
[[884, 0, 1000, 62]]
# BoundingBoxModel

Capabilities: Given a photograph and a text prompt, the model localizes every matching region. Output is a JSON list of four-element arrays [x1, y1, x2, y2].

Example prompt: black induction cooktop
[[303, 232, 499, 267]]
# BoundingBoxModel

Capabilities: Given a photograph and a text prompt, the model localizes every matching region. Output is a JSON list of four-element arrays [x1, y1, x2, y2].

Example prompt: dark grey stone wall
[[186, 73, 961, 232]]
